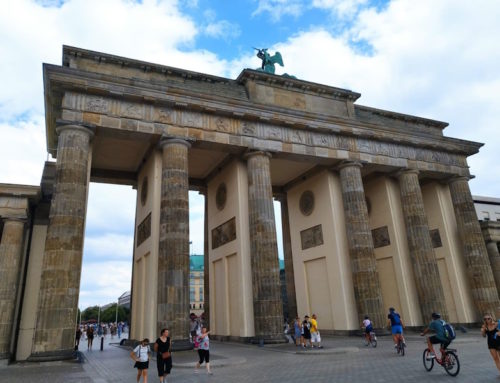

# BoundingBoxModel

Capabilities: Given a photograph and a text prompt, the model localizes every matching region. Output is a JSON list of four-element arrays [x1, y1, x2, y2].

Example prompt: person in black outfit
[[302, 315, 312, 348], [481, 313, 500, 373], [154, 328, 172, 383]]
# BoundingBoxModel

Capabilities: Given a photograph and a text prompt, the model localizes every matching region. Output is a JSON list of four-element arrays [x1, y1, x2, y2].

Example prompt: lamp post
[[97, 305, 101, 326], [115, 301, 119, 325]]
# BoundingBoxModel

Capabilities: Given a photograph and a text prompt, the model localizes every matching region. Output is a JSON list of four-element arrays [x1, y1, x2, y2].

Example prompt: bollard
[[100, 336, 104, 351]]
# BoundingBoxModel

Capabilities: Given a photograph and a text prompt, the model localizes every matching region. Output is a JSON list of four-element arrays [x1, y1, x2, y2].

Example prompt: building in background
[[118, 291, 131, 309], [474, 196, 500, 222], [190, 254, 204, 316]]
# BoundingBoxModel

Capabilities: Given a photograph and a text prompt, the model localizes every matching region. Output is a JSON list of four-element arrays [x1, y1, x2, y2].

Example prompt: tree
[[82, 305, 100, 322]]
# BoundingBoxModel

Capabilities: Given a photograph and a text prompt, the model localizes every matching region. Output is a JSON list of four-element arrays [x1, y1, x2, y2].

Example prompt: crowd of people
[[75, 321, 127, 351], [75, 308, 500, 382]]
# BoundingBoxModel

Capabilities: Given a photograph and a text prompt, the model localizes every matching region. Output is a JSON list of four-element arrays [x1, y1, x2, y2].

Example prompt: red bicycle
[[423, 345, 460, 377]]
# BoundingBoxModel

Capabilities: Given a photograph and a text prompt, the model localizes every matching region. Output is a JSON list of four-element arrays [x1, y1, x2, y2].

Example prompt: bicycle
[[363, 330, 377, 348], [423, 345, 460, 377], [395, 334, 405, 356]]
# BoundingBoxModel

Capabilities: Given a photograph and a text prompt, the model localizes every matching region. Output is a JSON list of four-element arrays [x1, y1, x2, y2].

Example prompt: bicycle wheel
[[443, 351, 460, 377], [370, 333, 377, 348], [400, 341, 405, 356], [423, 349, 434, 371]]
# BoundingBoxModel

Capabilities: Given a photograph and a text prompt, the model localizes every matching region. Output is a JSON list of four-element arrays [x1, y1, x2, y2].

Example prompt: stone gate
[[0, 46, 498, 361]]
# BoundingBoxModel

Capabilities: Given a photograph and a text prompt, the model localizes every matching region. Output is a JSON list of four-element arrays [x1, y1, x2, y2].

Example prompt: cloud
[[252, 0, 305, 22], [312, 0, 369, 17]]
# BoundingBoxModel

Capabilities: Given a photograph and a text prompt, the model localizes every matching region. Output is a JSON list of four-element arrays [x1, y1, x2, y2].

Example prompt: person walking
[[293, 316, 302, 347], [195, 327, 212, 375], [481, 313, 500, 373], [302, 315, 312, 348], [310, 314, 323, 348], [75, 326, 82, 350], [131, 338, 150, 383], [86, 325, 94, 350], [154, 328, 172, 383]]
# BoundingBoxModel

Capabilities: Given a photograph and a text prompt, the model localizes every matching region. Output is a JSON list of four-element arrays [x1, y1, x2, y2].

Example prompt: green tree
[[82, 305, 99, 322], [100, 304, 130, 323]]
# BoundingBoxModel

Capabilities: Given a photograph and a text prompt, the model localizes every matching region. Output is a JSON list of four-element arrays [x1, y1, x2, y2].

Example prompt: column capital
[[243, 150, 272, 161], [55, 122, 95, 139], [1, 217, 27, 224], [158, 137, 192, 150], [394, 168, 420, 179], [336, 160, 363, 171], [447, 175, 472, 185]]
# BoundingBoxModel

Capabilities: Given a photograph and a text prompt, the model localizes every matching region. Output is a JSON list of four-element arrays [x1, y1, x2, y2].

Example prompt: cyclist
[[420, 312, 450, 359], [362, 315, 374, 346], [387, 307, 405, 348]]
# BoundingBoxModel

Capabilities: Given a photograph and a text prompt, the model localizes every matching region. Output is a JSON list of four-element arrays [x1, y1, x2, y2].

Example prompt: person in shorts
[[421, 312, 450, 359], [310, 314, 323, 348], [131, 338, 150, 383], [195, 327, 212, 375], [362, 316, 373, 345], [387, 307, 405, 348]]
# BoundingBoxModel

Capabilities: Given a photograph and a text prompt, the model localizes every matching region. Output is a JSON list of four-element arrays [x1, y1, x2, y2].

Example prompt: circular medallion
[[216, 183, 227, 211], [140, 177, 148, 206], [299, 190, 314, 216]]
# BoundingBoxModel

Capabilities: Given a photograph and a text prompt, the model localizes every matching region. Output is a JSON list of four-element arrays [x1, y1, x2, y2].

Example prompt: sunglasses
[[484, 317, 492, 321]]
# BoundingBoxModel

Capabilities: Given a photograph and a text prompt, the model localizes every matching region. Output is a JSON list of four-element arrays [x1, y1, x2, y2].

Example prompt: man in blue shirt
[[420, 312, 450, 358], [387, 307, 406, 348]]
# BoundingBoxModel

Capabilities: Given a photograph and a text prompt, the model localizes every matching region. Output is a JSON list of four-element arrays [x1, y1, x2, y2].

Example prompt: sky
[[1, 0, 499, 309]]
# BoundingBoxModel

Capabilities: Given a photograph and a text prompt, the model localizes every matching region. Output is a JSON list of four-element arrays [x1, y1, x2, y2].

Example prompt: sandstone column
[[158, 138, 191, 350], [32, 124, 93, 359], [201, 189, 209, 328], [0, 218, 26, 359], [276, 194, 297, 321], [486, 242, 500, 298], [337, 161, 385, 327], [244, 151, 284, 341], [449, 177, 499, 315], [397, 169, 447, 320]]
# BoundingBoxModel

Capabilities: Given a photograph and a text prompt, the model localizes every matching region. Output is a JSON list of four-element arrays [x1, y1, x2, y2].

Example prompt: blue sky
[[1, 0, 500, 308]]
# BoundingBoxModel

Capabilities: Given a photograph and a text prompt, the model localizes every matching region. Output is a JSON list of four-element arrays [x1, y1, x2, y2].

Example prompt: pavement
[[2, 330, 500, 382]]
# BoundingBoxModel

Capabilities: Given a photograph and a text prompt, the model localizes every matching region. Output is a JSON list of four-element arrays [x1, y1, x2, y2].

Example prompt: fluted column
[[0, 218, 26, 359], [449, 177, 499, 315], [397, 169, 447, 320], [32, 124, 93, 359], [276, 194, 297, 321], [158, 138, 191, 350], [486, 242, 500, 297], [337, 161, 385, 327], [245, 151, 283, 340], [201, 189, 209, 328]]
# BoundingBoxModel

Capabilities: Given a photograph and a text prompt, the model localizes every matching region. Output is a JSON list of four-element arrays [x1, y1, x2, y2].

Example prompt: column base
[[28, 349, 76, 362], [171, 338, 193, 351]]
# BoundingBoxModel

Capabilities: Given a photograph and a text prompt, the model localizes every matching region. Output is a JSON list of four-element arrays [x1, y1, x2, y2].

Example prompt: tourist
[[131, 338, 150, 383], [154, 328, 172, 383], [189, 314, 199, 343], [293, 316, 302, 347], [387, 307, 406, 348], [302, 315, 312, 348], [75, 326, 82, 350], [195, 327, 212, 375], [87, 325, 94, 350], [310, 314, 323, 348], [118, 322, 123, 338], [481, 313, 500, 373]]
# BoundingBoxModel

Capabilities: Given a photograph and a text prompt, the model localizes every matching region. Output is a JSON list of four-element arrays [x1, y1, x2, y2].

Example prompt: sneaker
[[426, 352, 436, 360], [207, 371, 213, 375]]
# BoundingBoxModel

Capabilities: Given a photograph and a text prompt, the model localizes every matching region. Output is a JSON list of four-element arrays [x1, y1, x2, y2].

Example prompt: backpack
[[442, 320, 456, 340]]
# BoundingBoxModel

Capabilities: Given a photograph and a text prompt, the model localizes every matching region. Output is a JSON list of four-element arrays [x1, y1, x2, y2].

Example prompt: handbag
[[161, 351, 171, 359]]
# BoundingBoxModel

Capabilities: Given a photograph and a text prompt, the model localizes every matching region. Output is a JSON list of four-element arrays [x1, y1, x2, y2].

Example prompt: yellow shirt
[[310, 318, 318, 333]]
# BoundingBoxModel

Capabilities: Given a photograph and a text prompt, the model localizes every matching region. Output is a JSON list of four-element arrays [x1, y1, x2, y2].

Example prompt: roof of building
[[190, 255, 204, 271]]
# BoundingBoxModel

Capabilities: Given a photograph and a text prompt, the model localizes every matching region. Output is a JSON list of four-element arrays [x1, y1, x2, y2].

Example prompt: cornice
[[43, 60, 484, 159]]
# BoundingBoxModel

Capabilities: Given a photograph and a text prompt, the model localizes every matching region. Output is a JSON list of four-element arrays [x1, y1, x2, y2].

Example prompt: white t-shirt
[[133, 345, 150, 362], [363, 319, 372, 328]]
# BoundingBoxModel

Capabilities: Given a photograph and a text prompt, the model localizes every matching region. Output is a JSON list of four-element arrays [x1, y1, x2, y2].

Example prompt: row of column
[[27, 122, 500, 357]]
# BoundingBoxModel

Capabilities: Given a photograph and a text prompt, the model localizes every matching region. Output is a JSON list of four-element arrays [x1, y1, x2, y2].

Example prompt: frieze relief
[[155, 107, 174, 123], [85, 96, 109, 113], [137, 213, 151, 247], [181, 111, 203, 128], [211, 217, 237, 250], [300, 224, 324, 250], [121, 101, 144, 119], [241, 121, 257, 136]]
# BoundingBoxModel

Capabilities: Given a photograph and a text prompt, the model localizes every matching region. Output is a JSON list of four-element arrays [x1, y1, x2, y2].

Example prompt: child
[[131, 338, 150, 383]]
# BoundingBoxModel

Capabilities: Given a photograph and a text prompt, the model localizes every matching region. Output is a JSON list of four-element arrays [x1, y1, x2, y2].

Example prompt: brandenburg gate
[[0, 46, 498, 361]]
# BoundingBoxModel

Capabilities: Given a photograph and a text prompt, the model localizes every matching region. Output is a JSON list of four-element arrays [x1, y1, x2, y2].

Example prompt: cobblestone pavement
[[2, 331, 500, 382]]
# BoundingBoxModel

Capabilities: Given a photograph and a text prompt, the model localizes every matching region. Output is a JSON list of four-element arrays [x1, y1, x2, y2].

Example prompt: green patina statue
[[254, 48, 284, 74], [254, 48, 296, 78]]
